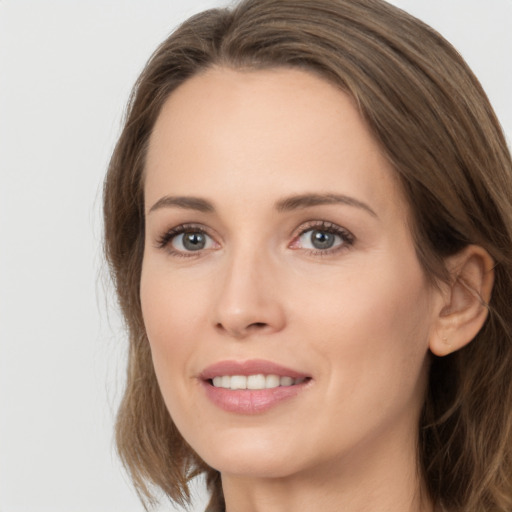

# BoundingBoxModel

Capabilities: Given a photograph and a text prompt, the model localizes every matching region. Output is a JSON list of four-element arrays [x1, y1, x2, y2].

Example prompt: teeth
[[210, 374, 306, 390], [280, 376, 294, 386], [266, 374, 280, 388], [247, 374, 266, 389], [230, 375, 247, 390]]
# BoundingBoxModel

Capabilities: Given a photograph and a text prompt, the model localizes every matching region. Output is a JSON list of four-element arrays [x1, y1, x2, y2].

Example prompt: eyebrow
[[148, 192, 377, 217], [148, 195, 215, 214], [275, 193, 378, 217]]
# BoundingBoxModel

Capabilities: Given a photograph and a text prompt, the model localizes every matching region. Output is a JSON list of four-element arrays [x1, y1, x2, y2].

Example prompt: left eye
[[297, 228, 345, 251], [171, 231, 215, 252]]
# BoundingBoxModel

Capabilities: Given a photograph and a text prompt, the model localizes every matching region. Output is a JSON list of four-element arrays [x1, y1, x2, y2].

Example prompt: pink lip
[[199, 359, 311, 415], [199, 359, 309, 380]]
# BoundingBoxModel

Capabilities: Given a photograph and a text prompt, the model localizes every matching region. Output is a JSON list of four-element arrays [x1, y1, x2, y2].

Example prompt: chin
[[205, 452, 302, 480], [186, 425, 308, 478]]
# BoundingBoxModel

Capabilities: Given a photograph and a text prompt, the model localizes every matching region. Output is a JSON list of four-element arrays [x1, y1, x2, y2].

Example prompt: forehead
[[144, 66, 406, 219]]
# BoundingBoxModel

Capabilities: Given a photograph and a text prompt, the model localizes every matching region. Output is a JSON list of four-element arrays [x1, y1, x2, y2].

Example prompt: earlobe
[[429, 245, 495, 357]]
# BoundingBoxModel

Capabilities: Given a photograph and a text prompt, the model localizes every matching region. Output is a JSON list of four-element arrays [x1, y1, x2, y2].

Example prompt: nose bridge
[[213, 240, 285, 337]]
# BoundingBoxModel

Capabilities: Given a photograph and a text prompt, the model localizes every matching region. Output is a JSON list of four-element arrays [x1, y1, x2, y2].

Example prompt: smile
[[211, 374, 307, 390], [200, 360, 312, 414]]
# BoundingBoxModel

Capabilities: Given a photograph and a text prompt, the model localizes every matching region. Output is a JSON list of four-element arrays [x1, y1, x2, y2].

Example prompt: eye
[[300, 229, 340, 250], [290, 222, 354, 254], [172, 231, 214, 252], [156, 224, 218, 256]]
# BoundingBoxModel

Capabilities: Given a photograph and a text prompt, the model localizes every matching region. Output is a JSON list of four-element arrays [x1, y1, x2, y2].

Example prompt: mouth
[[199, 360, 312, 414], [209, 374, 309, 390]]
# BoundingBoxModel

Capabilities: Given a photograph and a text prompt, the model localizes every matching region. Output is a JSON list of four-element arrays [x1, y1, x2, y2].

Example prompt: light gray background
[[0, 1, 510, 511]]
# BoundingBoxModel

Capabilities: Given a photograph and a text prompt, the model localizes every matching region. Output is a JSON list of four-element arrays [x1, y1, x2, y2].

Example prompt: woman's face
[[141, 67, 442, 480]]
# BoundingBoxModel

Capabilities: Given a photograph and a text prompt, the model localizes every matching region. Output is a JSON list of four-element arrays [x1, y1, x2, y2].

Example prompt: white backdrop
[[0, 1, 510, 511]]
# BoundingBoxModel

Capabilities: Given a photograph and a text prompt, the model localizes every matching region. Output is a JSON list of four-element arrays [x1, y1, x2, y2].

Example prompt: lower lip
[[201, 380, 309, 414]]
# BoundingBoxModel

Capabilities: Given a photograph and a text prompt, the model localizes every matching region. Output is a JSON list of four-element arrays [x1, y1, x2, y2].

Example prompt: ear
[[430, 245, 495, 357]]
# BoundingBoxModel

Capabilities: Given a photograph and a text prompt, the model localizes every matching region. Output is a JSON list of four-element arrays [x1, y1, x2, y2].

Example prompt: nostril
[[214, 319, 275, 338], [247, 322, 268, 331]]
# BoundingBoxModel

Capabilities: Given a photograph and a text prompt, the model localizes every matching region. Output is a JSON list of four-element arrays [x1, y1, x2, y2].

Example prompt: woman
[[103, 0, 512, 511]]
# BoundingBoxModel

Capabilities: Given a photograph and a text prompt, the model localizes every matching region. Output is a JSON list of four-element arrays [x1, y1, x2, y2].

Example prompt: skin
[[140, 67, 447, 512]]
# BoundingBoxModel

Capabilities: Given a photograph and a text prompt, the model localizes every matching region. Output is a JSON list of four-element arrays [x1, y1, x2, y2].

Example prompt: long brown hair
[[103, 1, 512, 510]]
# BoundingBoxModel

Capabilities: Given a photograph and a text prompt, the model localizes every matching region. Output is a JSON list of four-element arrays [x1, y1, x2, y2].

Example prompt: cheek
[[298, 253, 431, 339], [140, 263, 208, 397], [141, 276, 203, 340], [140, 269, 215, 442], [141, 250, 215, 333], [297, 253, 433, 401]]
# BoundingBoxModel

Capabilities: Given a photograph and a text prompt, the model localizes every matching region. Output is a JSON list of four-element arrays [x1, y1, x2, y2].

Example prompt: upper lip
[[199, 359, 310, 380]]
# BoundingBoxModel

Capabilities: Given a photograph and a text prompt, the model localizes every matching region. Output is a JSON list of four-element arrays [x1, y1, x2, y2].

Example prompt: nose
[[212, 249, 286, 339]]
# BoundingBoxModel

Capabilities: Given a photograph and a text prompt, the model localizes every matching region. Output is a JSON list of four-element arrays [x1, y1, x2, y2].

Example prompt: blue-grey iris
[[183, 232, 206, 251], [311, 230, 335, 249]]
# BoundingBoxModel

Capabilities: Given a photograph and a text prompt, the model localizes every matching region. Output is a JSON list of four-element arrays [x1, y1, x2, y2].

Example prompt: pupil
[[311, 230, 334, 249], [183, 232, 206, 251]]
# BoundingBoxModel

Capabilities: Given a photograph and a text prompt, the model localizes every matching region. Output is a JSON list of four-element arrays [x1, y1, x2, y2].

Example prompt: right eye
[[171, 230, 215, 252], [157, 224, 218, 256]]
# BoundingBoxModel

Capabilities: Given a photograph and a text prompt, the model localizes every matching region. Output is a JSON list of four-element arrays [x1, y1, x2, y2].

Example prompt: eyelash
[[155, 221, 355, 257]]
